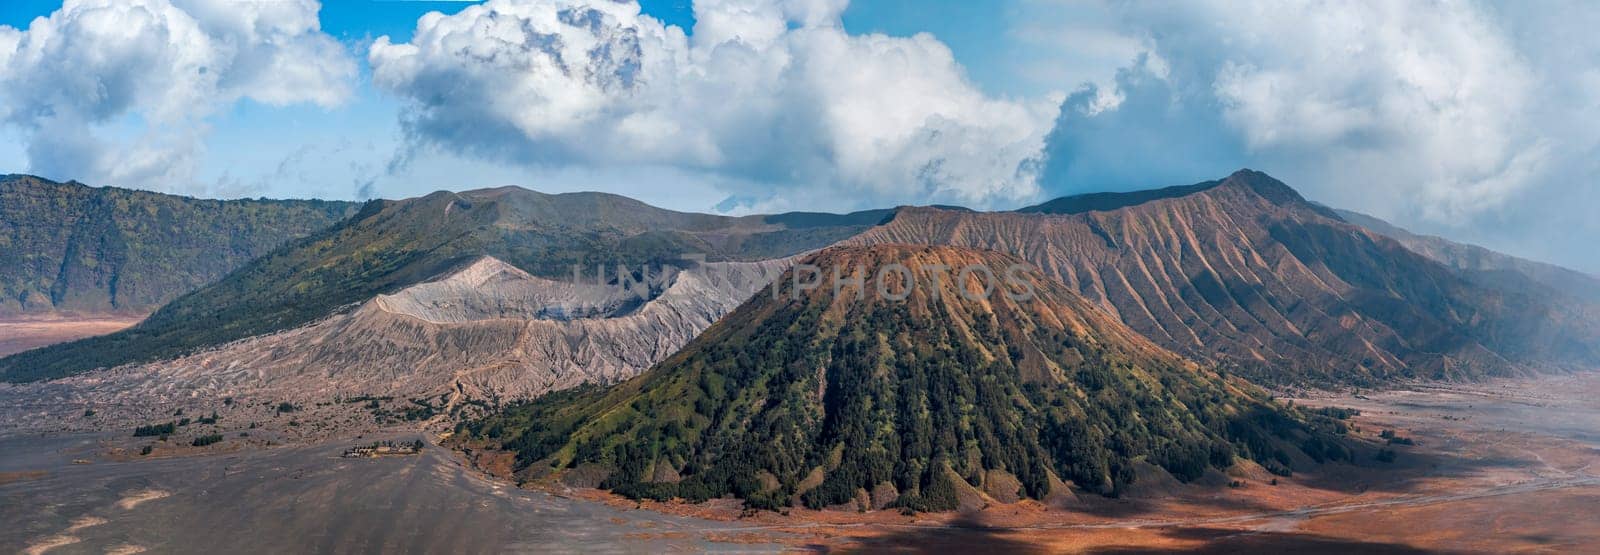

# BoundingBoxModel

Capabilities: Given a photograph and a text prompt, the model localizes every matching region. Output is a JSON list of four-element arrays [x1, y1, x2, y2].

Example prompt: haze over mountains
[[1335, 208, 1600, 305]]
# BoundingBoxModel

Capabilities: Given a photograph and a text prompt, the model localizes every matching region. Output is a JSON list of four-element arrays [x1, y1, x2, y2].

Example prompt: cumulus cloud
[[0, 0, 355, 193], [1040, 54, 1246, 194], [369, 0, 1055, 210], [1041, 0, 1595, 230]]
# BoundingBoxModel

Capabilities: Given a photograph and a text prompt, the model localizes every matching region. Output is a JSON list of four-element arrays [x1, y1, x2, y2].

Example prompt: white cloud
[[1030, 0, 1600, 272], [369, 0, 1055, 210], [1188, 1, 1541, 219], [1043, 0, 1589, 222], [1005, 0, 1145, 96], [0, 0, 356, 194]]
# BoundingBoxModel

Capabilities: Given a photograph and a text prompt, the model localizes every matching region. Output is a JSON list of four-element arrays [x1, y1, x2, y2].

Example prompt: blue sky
[[1, 1, 1598, 273], [0, 0, 1076, 205]]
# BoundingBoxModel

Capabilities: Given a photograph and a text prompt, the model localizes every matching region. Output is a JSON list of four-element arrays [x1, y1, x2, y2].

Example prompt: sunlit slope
[[847, 170, 1600, 386]]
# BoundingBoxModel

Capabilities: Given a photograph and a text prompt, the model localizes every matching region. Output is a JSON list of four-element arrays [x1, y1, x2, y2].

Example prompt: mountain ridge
[[1334, 208, 1600, 303], [12, 170, 1597, 388], [846, 170, 1600, 386], [1016, 169, 1341, 220]]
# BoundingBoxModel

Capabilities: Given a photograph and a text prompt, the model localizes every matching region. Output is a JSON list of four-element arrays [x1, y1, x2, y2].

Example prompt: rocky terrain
[[846, 170, 1600, 386]]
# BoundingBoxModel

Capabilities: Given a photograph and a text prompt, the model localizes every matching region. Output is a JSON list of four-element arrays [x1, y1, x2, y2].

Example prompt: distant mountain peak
[[1018, 169, 1323, 217], [1214, 168, 1312, 207], [464, 184, 538, 196]]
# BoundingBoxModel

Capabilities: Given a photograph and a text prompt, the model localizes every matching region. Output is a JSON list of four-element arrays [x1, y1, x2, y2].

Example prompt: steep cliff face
[[847, 170, 1600, 386], [0, 174, 357, 316], [0, 256, 793, 424], [465, 245, 1343, 511]]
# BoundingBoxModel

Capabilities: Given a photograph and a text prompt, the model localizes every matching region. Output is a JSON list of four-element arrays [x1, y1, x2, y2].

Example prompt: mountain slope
[[846, 170, 1600, 386], [0, 187, 871, 382], [0, 174, 357, 316], [1335, 209, 1600, 304], [464, 245, 1346, 511], [1015, 180, 1224, 215]]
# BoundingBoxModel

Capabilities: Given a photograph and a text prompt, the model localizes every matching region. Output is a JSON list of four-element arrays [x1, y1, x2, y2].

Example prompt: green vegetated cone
[[464, 244, 1347, 512]]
